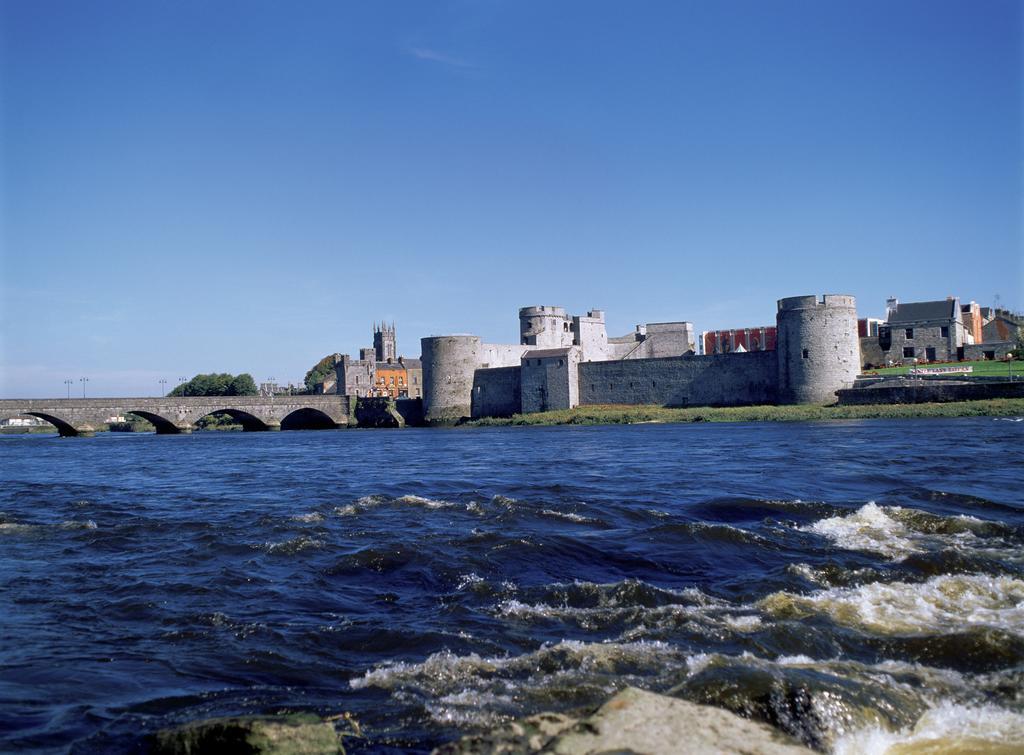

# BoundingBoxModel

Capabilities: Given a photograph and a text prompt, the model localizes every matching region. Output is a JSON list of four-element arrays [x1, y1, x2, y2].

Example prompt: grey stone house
[[869, 298, 966, 365]]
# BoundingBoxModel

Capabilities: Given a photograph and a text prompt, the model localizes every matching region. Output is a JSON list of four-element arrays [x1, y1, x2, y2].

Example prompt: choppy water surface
[[1, 418, 1023, 753]]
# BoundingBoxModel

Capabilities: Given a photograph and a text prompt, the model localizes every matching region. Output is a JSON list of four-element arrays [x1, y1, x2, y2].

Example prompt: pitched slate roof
[[888, 300, 957, 324]]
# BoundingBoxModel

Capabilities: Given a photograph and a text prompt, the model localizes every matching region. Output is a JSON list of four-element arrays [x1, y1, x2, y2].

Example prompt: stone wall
[[579, 351, 778, 407], [335, 355, 375, 397], [480, 342, 530, 368], [837, 380, 1024, 405], [963, 341, 1016, 361], [627, 322, 696, 359], [573, 311, 611, 362], [859, 336, 889, 369], [471, 367, 521, 418], [521, 347, 580, 413], [879, 322, 961, 363]]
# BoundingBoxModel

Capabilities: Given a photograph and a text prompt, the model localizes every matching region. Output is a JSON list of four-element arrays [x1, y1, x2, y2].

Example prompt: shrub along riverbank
[[464, 399, 1024, 427]]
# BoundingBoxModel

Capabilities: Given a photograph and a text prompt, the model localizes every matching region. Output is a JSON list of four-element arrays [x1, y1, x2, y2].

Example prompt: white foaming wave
[[350, 649, 502, 691], [290, 511, 324, 523], [456, 573, 485, 591], [539, 509, 597, 524], [494, 581, 752, 639], [803, 502, 922, 559], [494, 579, 720, 618], [833, 701, 1024, 754], [723, 614, 763, 631], [1, 519, 97, 533], [395, 494, 456, 509], [802, 501, 1017, 562], [333, 494, 457, 516], [0, 521, 38, 534], [263, 536, 324, 554], [351, 639, 682, 697], [759, 573, 1024, 636], [426, 689, 517, 728], [679, 652, 1021, 752], [786, 562, 882, 587]]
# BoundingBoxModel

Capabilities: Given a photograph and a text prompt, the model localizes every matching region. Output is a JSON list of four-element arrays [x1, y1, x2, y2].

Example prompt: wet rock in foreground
[[434, 687, 813, 755], [151, 712, 344, 754]]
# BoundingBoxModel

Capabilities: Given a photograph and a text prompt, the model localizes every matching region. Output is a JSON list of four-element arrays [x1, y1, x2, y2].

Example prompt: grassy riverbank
[[864, 359, 1024, 377], [465, 399, 1024, 427]]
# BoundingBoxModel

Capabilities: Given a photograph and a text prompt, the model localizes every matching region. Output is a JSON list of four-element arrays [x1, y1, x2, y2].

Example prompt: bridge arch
[[281, 407, 339, 431], [125, 410, 184, 434], [18, 413, 76, 437], [194, 409, 272, 432]]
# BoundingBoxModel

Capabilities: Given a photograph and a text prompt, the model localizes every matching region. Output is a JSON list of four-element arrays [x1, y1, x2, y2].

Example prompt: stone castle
[[420, 295, 861, 423]]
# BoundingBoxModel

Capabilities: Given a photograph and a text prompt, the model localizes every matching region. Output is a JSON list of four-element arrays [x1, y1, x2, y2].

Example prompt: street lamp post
[[64, 379, 73, 399], [159, 379, 168, 396], [79, 377, 89, 398]]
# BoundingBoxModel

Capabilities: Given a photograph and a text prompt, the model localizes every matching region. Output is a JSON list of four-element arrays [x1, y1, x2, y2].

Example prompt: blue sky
[[1, 0, 1020, 397]]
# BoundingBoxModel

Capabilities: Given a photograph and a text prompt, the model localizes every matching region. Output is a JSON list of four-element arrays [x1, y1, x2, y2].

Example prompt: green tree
[[303, 355, 338, 394], [168, 373, 258, 397], [228, 373, 258, 396]]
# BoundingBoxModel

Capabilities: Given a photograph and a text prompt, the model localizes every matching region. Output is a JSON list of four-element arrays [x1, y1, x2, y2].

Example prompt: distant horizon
[[2, 1, 1021, 398]]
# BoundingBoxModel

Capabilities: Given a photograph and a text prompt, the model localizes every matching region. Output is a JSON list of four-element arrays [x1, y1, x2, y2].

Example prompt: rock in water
[[434, 687, 814, 755], [151, 713, 344, 755]]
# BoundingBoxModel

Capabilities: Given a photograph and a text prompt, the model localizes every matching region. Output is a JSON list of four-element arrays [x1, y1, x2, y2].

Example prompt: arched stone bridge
[[0, 395, 357, 437]]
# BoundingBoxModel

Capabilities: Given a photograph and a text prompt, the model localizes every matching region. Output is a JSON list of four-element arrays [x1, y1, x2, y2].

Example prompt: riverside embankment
[[2, 418, 1022, 753], [465, 398, 1024, 426]]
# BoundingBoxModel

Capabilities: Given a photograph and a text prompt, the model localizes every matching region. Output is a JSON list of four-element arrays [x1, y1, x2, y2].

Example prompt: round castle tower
[[519, 306, 572, 348], [421, 335, 481, 424], [776, 294, 859, 404]]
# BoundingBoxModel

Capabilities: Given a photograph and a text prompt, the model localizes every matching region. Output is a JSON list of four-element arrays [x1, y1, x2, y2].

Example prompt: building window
[[557, 359, 564, 367], [905, 328, 914, 339], [802, 349, 809, 359], [564, 323, 569, 332], [537, 359, 542, 366], [941, 326, 949, 337], [903, 347, 915, 358]]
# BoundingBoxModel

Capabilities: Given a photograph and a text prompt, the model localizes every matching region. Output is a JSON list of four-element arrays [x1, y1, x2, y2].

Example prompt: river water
[[1, 418, 1022, 753]]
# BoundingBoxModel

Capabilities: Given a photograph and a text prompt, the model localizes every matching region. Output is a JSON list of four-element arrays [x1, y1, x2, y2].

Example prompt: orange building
[[373, 360, 407, 399]]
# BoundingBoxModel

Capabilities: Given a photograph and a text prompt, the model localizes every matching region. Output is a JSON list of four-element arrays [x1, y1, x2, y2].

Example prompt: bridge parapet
[[0, 396, 355, 437]]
